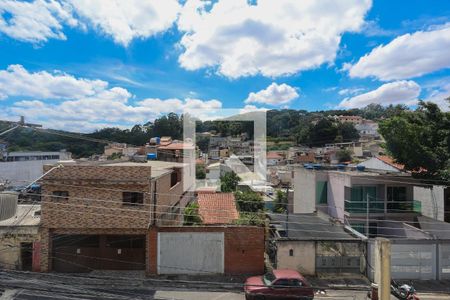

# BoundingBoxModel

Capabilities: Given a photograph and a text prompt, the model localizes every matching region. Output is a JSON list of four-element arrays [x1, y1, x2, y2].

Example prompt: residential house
[[0, 204, 41, 271], [269, 213, 364, 276], [337, 115, 363, 125], [104, 143, 140, 158], [267, 151, 284, 166], [355, 120, 379, 138], [197, 192, 239, 225], [286, 147, 315, 164], [157, 142, 196, 163], [209, 136, 228, 148], [292, 166, 448, 236], [38, 160, 188, 272]]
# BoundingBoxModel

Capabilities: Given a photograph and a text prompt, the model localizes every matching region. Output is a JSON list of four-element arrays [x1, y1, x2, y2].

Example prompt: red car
[[244, 269, 314, 300]]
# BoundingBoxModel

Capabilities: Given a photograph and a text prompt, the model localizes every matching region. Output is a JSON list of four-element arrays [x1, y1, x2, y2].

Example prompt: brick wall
[[148, 226, 265, 275], [41, 183, 152, 229], [154, 172, 185, 225]]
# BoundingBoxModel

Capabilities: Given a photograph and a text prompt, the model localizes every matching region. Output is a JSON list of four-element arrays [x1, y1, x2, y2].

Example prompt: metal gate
[[158, 232, 224, 274], [52, 234, 146, 272], [315, 241, 363, 274]]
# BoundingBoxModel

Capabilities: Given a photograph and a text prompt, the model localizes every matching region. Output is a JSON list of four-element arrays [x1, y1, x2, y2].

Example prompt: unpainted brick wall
[[147, 226, 265, 275]]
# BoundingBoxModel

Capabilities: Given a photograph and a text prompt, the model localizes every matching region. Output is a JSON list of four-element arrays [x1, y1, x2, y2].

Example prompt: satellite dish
[[0, 192, 18, 221]]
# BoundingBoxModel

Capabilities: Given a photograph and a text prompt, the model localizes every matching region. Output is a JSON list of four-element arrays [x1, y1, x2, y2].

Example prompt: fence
[[368, 239, 450, 280]]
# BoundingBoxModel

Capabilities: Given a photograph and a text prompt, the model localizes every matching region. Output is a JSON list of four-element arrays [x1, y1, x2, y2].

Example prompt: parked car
[[244, 269, 314, 300]]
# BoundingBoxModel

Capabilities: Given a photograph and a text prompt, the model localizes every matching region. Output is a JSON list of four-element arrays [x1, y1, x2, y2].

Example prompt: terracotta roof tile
[[197, 192, 239, 224], [158, 143, 195, 150], [267, 152, 284, 159], [376, 155, 405, 170]]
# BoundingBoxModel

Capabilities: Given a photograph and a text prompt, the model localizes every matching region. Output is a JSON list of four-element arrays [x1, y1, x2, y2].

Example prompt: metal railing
[[344, 199, 422, 214]]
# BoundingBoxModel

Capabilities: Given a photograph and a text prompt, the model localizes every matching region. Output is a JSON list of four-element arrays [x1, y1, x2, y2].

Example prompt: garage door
[[158, 232, 224, 274], [52, 234, 146, 272]]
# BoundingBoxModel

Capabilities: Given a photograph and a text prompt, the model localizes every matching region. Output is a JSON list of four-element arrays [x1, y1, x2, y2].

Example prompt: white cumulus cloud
[[424, 81, 450, 112], [245, 83, 299, 106], [177, 0, 371, 78], [346, 24, 450, 81], [338, 80, 421, 109], [0, 64, 110, 100], [2, 65, 223, 132], [0, 0, 181, 46], [0, 0, 78, 43], [66, 0, 181, 46]]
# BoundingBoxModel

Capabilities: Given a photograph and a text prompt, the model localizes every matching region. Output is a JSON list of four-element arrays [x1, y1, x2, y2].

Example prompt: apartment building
[[38, 160, 188, 272]]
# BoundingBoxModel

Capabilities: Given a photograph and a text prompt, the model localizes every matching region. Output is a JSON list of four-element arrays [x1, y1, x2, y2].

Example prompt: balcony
[[344, 200, 422, 214]]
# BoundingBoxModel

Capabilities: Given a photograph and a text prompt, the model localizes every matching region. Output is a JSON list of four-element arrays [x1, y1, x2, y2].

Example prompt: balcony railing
[[344, 200, 422, 214]]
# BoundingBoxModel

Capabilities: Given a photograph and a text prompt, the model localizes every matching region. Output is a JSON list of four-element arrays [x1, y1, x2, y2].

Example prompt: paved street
[[0, 270, 449, 300]]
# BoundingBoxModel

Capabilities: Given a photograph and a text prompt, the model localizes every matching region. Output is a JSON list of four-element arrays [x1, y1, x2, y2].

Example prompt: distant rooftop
[[158, 143, 195, 150]]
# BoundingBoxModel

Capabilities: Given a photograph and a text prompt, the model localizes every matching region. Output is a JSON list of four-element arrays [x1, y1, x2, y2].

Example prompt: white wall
[[277, 241, 315, 275], [327, 172, 349, 220], [414, 186, 445, 221], [293, 168, 317, 214], [0, 160, 59, 186]]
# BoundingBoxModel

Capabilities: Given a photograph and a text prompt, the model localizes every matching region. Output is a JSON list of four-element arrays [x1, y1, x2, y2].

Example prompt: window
[[316, 181, 327, 204], [289, 249, 294, 256], [52, 191, 69, 200], [171, 168, 182, 187], [122, 192, 144, 205], [387, 186, 407, 202]]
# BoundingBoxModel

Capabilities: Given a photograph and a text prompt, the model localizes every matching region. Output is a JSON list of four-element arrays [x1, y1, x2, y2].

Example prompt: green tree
[[273, 190, 288, 213], [234, 191, 264, 212], [336, 149, 352, 163], [337, 123, 360, 142], [309, 118, 338, 146], [196, 136, 210, 153], [379, 101, 450, 179], [233, 212, 265, 226], [220, 171, 241, 192], [196, 164, 206, 179], [183, 202, 202, 225]]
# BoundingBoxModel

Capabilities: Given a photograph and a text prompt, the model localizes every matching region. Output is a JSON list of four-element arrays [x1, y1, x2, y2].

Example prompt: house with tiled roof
[[267, 151, 284, 166], [197, 192, 239, 224]]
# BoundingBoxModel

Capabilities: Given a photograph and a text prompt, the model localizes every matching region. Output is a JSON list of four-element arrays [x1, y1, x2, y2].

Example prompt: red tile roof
[[267, 151, 284, 159], [376, 155, 405, 171], [158, 143, 195, 150], [197, 192, 239, 224]]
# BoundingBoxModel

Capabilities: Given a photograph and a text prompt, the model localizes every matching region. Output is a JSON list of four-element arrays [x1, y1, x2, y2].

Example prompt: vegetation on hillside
[[379, 100, 450, 180]]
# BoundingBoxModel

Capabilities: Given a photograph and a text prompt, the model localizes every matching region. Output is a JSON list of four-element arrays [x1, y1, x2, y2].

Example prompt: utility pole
[[374, 238, 391, 300], [0, 116, 42, 136]]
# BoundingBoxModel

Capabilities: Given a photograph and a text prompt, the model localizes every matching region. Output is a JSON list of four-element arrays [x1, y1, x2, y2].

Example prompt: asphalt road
[[0, 270, 449, 300]]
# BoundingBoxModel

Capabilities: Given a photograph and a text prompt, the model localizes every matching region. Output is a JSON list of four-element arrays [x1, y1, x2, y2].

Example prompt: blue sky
[[0, 0, 449, 131]]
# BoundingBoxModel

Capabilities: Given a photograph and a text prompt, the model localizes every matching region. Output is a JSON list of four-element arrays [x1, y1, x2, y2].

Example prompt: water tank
[[336, 164, 346, 170], [147, 153, 157, 160], [149, 137, 161, 145], [356, 165, 366, 172], [0, 192, 18, 221], [312, 164, 322, 170]]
